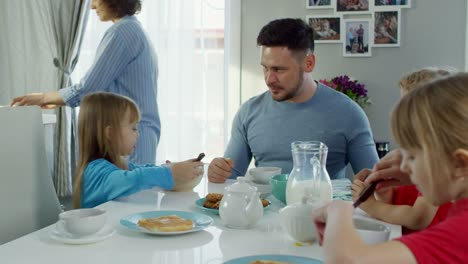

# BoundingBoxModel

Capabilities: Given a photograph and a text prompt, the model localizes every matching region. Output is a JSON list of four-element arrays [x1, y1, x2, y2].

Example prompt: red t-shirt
[[397, 198, 468, 264], [393, 185, 452, 234], [392, 185, 419, 206]]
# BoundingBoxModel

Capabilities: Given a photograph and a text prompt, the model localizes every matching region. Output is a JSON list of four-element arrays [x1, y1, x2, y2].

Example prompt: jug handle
[[302, 156, 321, 204]]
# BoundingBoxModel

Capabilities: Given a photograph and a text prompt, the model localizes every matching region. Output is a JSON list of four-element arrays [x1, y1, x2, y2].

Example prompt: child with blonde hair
[[399, 67, 455, 95], [73, 92, 203, 208], [352, 67, 455, 234], [314, 72, 468, 263]]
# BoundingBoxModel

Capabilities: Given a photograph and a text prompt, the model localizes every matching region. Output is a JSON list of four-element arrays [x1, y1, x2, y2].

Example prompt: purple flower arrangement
[[319, 75, 371, 108]]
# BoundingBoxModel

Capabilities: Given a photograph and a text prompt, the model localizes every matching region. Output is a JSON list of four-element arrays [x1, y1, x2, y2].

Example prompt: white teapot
[[219, 177, 263, 229]]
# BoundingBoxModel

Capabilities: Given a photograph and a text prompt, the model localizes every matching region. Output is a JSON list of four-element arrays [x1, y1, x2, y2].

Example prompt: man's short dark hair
[[102, 0, 142, 18], [257, 18, 315, 54]]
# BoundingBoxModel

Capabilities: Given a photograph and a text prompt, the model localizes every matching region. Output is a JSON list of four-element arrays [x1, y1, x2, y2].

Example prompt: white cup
[[279, 203, 317, 242], [57, 208, 107, 236], [354, 217, 391, 244]]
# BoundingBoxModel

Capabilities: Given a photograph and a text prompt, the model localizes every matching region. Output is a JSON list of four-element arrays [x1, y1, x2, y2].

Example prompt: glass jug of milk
[[286, 141, 332, 206]]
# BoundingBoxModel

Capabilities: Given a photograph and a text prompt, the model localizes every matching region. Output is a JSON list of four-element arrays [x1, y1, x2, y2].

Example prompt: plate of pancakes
[[120, 210, 213, 235]]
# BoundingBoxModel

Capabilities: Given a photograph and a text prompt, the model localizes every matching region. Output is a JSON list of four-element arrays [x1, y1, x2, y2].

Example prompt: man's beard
[[271, 74, 304, 102]]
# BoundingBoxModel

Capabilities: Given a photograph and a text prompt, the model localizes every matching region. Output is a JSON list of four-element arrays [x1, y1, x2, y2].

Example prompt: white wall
[[239, 0, 467, 149], [466, 1, 468, 71]]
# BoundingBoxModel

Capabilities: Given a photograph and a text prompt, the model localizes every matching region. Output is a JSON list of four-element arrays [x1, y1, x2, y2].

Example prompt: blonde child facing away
[[352, 67, 455, 234], [73, 92, 203, 208], [314, 72, 468, 263]]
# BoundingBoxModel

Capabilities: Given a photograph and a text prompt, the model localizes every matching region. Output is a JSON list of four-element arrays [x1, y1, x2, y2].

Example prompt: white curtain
[[72, 0, 228, 164]]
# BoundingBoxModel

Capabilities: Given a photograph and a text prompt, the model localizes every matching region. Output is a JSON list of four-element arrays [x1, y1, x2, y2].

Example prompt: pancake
[[138, 215, 193, 232]]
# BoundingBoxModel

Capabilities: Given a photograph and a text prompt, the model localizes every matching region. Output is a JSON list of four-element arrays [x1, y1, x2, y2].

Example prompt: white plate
[[49, 225, 115, 245], [120, 210, 213, 235]]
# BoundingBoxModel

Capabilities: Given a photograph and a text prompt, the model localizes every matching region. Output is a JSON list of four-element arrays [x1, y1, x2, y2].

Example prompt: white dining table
[[0, 176, 401, 264]]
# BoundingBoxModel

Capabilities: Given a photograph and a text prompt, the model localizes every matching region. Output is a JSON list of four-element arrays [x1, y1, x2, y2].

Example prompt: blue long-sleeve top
[[81, 159, 173, 208], [225, 82, 379, 180], [59, 16, 160, 164]]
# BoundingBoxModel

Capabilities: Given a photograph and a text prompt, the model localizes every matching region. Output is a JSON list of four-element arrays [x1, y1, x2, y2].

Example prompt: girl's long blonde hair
[[392, 73, 468, 189], [73, 92, 140, 208]]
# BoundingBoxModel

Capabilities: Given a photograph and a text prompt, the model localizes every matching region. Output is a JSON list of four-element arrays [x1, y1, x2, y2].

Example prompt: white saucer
[[49, 225, 115, 245]]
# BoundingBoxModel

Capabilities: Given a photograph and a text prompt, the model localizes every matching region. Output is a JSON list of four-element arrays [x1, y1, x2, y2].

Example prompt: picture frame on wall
[[306, 0, 334, 9], [374, 0, 411, 8], [343, 19, 373, 57], [374, 9, 400, 47], [307, 15, 341, 43], [336, 0, 371, 15]]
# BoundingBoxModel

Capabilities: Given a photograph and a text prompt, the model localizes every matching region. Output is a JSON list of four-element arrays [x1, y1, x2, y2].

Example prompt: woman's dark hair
[[102, 0, 142, 18], [257, 18, 315, 54]]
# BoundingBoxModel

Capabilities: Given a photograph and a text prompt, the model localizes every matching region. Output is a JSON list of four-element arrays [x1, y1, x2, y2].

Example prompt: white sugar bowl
[[219, 178, 263, 229]]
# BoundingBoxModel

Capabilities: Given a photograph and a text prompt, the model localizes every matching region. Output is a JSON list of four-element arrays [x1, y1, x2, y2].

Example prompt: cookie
[[203, 199, 216, 209], [261, 199, 271, 207], [206, 192, 223, 202]]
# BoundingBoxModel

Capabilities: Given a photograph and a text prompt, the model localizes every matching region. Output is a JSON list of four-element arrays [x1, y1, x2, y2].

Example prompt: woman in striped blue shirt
[[10, 0, 160, 165]]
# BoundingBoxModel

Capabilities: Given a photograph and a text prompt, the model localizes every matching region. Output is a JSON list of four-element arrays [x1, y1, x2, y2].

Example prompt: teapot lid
[[225, 177, 258, 193]]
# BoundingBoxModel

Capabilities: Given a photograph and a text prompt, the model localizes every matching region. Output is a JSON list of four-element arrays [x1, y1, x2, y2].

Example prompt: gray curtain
[[47, 0, 90, 197], [0, 1, 58, 104], [0, 0, 89, 197]]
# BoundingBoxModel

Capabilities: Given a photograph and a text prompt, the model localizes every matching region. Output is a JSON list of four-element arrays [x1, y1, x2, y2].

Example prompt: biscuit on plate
[[206, 193, 223, 202], [203, 199, 216, 209], [138, 215, 193, 232], [261, 199, 271, 207]]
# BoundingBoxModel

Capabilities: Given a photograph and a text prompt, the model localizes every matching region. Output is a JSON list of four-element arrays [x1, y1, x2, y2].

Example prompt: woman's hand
[[10, 91, 64, 108], [10, 93, 45, 107]]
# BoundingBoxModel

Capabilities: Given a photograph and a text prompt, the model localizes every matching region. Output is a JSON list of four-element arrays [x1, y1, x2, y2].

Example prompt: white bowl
[[278, 203, 317, 242], [248, 167, 282, 184], [58, 208, 107, 236], [354, 217, 391, 244]]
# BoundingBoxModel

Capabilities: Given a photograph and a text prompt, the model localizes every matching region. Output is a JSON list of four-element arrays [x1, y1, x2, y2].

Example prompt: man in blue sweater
[[208, 18, 378, 183]]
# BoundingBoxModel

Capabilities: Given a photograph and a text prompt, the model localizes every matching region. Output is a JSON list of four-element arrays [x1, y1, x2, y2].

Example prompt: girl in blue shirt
[[73, 92, 203, 208]]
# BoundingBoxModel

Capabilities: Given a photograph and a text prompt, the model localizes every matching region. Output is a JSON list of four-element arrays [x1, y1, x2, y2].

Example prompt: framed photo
[[336, 0, 371, 15], [374, 0, 411, 8], [343, 19, 373, 57], [306, 0, 335, 9], [307, 15, 341, 43], [373, 10, 400, 47]]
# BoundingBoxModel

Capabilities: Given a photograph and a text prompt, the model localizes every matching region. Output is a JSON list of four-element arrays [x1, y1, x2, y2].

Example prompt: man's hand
[[207, 157, 234, 183]]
